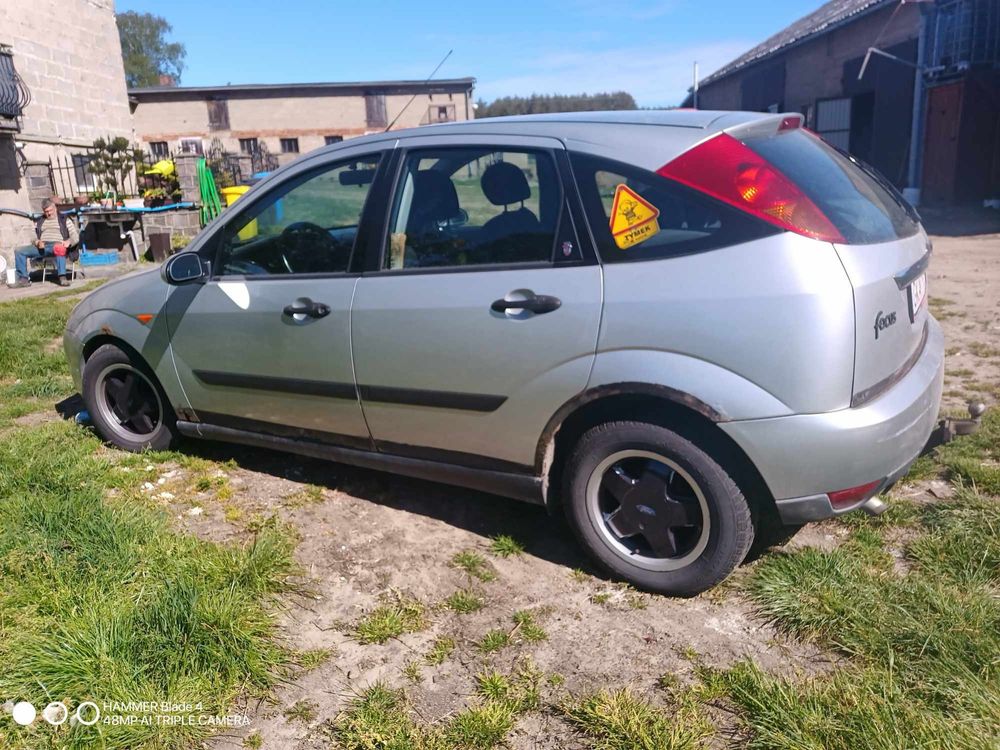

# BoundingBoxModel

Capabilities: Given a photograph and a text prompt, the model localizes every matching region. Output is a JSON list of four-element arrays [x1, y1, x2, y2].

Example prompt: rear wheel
[[564, 421, 754, 596], [83, 344, 178, 452]]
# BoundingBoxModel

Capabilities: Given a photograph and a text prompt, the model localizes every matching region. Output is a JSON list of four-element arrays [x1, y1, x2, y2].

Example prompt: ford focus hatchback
[[65, 111, 943, 595]]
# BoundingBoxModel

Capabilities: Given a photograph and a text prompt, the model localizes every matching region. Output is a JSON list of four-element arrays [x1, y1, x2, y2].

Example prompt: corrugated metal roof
[[129, 78, 476, 97], [699, 0, 897, 87]]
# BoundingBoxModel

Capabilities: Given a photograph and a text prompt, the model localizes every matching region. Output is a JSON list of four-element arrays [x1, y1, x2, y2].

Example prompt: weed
[[451, 550, 497, 582], [424, 636, 456, 666], [512, 610, 547, 642], [403, 660, 423, 683], [296, 647, 334, 671], [562, 688, 709, 750], [445, 588, 485, 614], [478, 629, 511, 653], [284, 699, 318, 724], [488, 534, 524, 557], [353, 597, 426, 644], [243, 732, 263, 749]]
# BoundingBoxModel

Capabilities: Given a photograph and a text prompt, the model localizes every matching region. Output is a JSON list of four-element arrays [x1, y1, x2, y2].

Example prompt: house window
[[432, 104, 456, 123], [324, 135, 344, 145], [239, 137, 259, 154], [365, 93, 387, 128], [180, 138, 203, 155], [149, 141, 169, 158], [280, 138, 299, 154], [207, 99, 230, 130], [72, 153, 96, 190]]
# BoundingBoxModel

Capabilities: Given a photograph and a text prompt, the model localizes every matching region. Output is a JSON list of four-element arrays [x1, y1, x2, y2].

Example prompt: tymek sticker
[[609, 184, 660, 249]]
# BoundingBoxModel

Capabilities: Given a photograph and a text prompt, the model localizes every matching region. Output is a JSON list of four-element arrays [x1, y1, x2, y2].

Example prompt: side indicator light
[[136, 314, 155, 325]]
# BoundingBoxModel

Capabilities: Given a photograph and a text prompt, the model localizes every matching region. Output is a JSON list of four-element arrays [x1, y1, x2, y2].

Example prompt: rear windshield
[[744, 129, 919, 245]]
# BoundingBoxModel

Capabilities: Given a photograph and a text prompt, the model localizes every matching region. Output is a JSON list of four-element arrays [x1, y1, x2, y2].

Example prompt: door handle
[[283, 298, 331, 319], [491, 292, 561, 315]]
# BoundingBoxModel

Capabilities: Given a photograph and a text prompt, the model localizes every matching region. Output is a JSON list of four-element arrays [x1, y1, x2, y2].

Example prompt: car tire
[[82, 344, 178, 452], [564, 421, 754, 596]]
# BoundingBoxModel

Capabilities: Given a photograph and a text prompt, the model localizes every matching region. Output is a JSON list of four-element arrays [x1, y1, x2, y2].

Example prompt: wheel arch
[[537, 383, 778, 523]]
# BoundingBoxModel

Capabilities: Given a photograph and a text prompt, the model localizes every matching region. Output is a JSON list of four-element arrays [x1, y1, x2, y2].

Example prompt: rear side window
[[743, 130, 919, 244], [570, 153, 777, 263], [385, 148, 562, 270]]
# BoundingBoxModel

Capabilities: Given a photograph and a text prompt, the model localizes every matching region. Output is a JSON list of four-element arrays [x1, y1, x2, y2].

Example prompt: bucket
[[220, 186, 257, 241]]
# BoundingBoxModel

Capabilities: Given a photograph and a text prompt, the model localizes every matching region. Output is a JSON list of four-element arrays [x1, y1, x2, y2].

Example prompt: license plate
[[908, 273, 927, 320]]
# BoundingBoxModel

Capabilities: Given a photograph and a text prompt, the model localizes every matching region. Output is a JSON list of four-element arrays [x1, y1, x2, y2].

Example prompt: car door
[[351, 135, 603, 470], [165, 147, 389, 447]]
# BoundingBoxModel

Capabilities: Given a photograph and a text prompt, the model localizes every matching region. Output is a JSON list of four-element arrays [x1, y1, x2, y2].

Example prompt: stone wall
[[0, 0, 133, 262]]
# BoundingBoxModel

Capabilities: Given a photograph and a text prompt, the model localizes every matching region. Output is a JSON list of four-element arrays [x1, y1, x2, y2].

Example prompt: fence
[[48, 149, 170, 201], [47, 144, 278, 202]]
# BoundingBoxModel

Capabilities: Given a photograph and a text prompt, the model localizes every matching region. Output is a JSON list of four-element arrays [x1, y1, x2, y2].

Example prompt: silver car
[[64, 111, 943, 595]]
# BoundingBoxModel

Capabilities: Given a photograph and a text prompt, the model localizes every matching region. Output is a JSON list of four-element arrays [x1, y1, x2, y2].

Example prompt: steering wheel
[[279, 221, 340, 274]]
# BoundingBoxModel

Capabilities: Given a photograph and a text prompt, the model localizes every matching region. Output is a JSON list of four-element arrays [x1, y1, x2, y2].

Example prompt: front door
[[351, 138, 603, 470], [165, 150, 386, 446]]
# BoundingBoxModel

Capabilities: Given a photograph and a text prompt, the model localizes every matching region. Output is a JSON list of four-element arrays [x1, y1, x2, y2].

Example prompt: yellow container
[[220, 186, 257, 240]]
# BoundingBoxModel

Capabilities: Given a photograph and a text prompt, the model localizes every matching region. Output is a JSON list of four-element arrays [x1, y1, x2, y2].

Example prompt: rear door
[[165, 147, 388, 445], [742, 129, 927, 405], [350, 135, 603, 470]]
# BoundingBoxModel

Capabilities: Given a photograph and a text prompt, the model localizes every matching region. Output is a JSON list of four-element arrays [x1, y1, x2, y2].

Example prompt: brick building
[[688, 0, 1000, 205], [0, 0, 133, 257], [129, 78, 477, 166]]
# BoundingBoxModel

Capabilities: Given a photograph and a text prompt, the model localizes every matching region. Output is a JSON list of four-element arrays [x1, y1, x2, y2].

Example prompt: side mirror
[[162, 253, 207, 285]]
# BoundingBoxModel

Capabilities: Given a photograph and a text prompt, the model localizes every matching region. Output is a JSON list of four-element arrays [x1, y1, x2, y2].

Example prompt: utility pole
[[693, 61, 699, 109]]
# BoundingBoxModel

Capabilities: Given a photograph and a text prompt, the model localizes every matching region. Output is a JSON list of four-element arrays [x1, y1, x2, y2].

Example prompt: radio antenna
[[384, 49, 453, 132]]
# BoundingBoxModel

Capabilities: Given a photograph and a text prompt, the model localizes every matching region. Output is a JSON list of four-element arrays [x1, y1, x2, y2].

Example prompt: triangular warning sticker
[[608, 184, 660, 249]]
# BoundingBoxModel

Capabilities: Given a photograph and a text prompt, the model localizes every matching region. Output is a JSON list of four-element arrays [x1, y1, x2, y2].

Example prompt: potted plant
[[143, 187, 167, 208]]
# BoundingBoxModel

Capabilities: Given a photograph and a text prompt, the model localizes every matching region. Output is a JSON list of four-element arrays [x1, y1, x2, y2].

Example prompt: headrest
[[410, 170, 460, 223], [481, 162, 531, 206]]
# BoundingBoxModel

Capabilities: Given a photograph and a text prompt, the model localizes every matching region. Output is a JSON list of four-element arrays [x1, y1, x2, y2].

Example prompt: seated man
[[12, 198, 79, 287]]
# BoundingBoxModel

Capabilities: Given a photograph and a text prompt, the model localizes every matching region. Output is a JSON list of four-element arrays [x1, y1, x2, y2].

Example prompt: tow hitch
[[923, 401, 987, 453]]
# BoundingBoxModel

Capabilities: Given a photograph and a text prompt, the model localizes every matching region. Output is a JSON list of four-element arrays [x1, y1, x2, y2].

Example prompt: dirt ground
[[23, 223, 1000, 748]]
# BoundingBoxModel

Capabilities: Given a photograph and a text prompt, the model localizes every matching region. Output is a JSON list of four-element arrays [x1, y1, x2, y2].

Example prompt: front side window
[[216, 154, 381, 277], [385, 148, 560, 270], [571, 153, 776, 263]]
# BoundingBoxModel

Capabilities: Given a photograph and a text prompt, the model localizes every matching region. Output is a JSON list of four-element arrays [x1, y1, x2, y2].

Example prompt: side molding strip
[[192, 371, 507, 412], [176, 420, 542, 504]]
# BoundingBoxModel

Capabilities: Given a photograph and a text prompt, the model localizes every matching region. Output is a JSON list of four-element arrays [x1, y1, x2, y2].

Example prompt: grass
[[704, 482, 1000, 749], [425, 636, 456, 666], [451, 550, 497, 582], [562, 688, 710, 750], [930, 408, 1000, 495], [488, 534, 525, 557], [444, 588, 485, 614], [353, 597, 426, 644], [478, 629, 511, 653], [512, 610, 547, 642], [294, 647, 334, 671], [403, 660, 423, 683], [283, 699, 318, 724], [335, 666, 541, 750], [0, 421, 296, 749], [0, 283, 100, 427]]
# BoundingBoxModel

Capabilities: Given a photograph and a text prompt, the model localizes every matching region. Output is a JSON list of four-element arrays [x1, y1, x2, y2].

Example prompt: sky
[[116, 0, 822, 108]]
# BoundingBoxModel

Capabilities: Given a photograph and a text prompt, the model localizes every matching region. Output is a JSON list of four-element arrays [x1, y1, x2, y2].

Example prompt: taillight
[[657, 133, 844, 243], [828, 480, 881, 510]]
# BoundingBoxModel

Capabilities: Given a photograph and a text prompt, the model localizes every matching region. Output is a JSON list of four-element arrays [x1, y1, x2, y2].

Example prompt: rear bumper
[[720, 317, 944, 523]]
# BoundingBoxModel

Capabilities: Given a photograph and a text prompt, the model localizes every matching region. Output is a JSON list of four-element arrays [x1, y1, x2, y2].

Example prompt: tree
[[476, 92, 638, 118], [116, 11, 186, 88]]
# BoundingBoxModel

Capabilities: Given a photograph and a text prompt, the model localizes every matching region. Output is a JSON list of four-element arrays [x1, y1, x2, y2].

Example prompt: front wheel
[[564, 421, 754, 596], [82, 344, 178, 452]]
